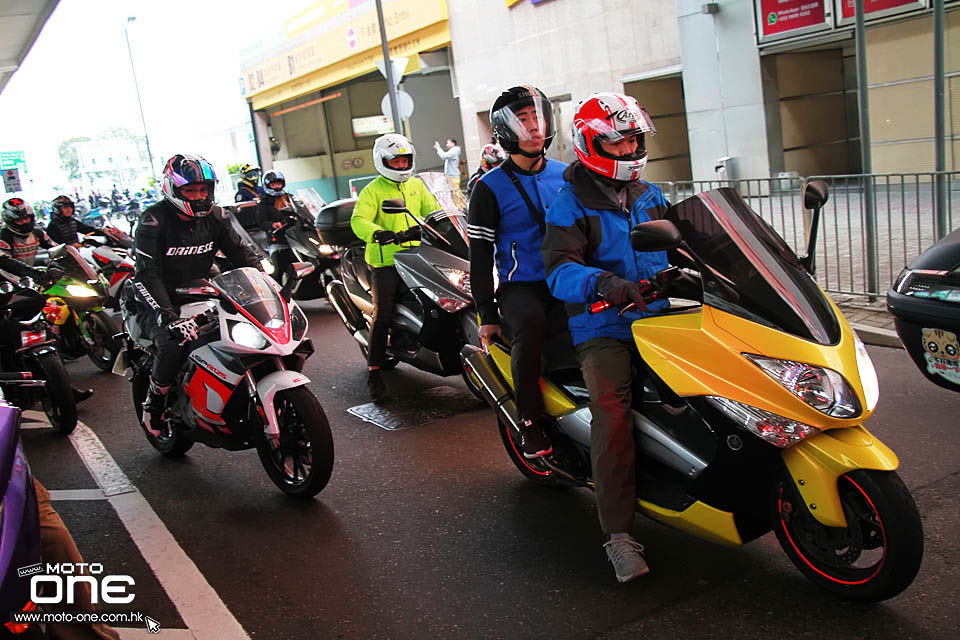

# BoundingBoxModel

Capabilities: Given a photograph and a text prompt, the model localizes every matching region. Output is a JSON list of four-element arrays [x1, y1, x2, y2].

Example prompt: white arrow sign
[[145, 616, 161, 634]]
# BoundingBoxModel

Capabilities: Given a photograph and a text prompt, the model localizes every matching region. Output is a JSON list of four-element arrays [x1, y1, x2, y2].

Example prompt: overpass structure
[[1, 0, 59, 94]]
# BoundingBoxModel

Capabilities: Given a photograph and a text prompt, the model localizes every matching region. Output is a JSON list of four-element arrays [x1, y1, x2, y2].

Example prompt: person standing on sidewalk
[[467, 85, 569, 458], [434, 138, 462, 192], [543, 92, 668, 583]]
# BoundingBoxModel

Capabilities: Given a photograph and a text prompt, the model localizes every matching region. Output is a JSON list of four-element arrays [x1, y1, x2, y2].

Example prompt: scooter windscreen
[[212, 268, 287, 332], [422, 210, 469, 260], [665, 188, 840, 345]]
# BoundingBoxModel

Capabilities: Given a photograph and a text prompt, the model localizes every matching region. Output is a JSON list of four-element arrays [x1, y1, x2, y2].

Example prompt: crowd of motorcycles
[[6, 172, 960, 615]]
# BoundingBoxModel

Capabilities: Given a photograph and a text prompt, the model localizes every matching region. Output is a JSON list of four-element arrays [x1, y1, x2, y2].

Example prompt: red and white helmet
[[479, 143, 506, 170], [572, 92, 656, 182]]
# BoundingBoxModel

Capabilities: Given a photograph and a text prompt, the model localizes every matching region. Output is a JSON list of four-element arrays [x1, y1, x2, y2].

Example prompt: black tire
[[257, 386, 334, 498], [84, 311, 121, 372], [34, 350, 77, 434], [774, 468, 924, 602], [131, 367, 193, 457], [497, 418, 562, 486]]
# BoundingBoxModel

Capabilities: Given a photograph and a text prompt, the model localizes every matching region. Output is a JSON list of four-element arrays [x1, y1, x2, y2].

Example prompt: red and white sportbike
[[116, 265, 334, 498]]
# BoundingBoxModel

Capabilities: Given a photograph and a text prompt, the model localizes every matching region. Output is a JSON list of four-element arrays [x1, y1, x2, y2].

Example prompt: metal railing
[[655, 172, 960, 299]]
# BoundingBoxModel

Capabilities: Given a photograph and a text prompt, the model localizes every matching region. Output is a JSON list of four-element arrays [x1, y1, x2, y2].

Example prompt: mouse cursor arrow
[[145, 616, 161, 633]]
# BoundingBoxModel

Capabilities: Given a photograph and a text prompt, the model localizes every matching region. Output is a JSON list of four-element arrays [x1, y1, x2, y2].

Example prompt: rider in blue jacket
[[467, 86, 569, 459], [543, 92, 668, 584]]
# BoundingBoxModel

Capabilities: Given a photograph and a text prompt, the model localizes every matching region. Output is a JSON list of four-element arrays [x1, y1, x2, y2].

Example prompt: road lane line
[[67, 423, 249, 640], [47, 489, 106, 500]]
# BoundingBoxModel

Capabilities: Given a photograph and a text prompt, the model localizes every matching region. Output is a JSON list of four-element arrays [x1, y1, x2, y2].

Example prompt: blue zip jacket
[[467, 157, 566, 325], [543, 162, 669, 345]]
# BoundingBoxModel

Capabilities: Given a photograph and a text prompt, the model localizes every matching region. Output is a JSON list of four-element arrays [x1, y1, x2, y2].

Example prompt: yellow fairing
[[781, 425, 898, 527], [631, 303, 874, 431], [487, 343, 576, 415], [632, 301, 895, 527], [637, 499, 743, 546]]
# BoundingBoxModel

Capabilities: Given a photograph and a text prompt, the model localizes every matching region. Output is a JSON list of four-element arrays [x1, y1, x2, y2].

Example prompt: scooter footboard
[[256, 371, 311, 439], [780, 425, 899, 527]]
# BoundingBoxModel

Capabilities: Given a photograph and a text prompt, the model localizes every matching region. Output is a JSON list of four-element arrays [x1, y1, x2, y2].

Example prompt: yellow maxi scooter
[[461, 183, 923, 602]]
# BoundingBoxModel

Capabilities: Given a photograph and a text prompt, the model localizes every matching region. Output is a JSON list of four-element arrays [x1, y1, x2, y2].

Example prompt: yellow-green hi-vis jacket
[[350, 175, 441, 267]]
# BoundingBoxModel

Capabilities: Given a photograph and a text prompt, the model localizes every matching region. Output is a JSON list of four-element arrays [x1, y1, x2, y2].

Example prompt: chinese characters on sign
[[760, 0, 826, 37]]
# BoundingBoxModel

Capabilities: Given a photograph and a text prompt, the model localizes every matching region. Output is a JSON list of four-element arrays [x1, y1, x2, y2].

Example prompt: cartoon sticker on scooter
[[922, 327, 960, 385]]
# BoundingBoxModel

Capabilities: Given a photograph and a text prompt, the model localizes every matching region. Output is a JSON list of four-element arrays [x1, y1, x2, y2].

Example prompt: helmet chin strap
[[515, 147, 545, 159]]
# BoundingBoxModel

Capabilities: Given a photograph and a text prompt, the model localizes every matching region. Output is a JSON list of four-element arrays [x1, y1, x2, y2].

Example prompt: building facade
[[240, 0, 960, 198]]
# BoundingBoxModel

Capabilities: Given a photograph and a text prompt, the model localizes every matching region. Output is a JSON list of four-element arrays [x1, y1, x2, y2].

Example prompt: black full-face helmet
[[52, 194, 76, 217], [489, 85, 555, 158], [2, 198, 36, 236]]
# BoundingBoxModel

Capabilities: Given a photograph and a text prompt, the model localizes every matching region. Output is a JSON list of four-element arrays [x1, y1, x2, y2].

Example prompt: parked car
[[887, 226, 960, 393]]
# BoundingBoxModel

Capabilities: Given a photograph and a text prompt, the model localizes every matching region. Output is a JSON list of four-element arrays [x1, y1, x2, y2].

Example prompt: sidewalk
[[831, 294, 902, 348]]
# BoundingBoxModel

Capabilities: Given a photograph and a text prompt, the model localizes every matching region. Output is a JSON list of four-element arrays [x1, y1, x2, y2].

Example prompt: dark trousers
[[498, 281, 569, 423], [142, 310, 186, 387], [269, 245, 295, 285], [576, 337, 637, 536], [368, 265, 403, 368]]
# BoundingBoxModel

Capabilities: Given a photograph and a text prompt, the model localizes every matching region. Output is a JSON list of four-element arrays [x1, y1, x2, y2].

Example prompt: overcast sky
[[0, 0, 307, 197]]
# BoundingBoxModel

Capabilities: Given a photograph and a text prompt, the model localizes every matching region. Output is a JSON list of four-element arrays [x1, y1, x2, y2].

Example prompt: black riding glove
[[42, 266, 66, 288], [396, 227, 421, 244], [372, 229, 397, 245], [166, 317, 201, 345], [595, 272, 649, 310]]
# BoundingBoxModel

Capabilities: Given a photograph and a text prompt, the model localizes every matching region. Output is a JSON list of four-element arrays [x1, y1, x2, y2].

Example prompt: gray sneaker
[[603, 533, 650, 583]]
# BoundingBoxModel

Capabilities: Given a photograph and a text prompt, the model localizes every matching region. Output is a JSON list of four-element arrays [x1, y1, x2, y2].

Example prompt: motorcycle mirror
[[800, 180, 830, 275], [629, 220, 682, 252], [381, 199, 408, 214], [291, 262, 316, 280], [174, 285, 218, 297]]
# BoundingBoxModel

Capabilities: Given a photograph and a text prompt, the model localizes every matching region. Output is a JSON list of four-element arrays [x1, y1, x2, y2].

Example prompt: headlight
[[65, 284, 99, 298], [230, 321, 268, 349], [706, 396, 820, 448], [745, 354, 860, 418], [893, 267, 960, 302], [261, 258, 275, 275], [854, 335, 880, 411], [435, 265, 471, 295]]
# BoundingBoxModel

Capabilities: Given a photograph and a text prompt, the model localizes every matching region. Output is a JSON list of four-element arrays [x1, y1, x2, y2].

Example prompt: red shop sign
[[841, 0, 917, 18], [760, 0, 827, 37]]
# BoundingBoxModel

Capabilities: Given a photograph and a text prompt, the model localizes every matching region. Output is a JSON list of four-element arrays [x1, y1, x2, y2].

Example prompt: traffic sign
[[3, 168, 22, 193], [0, 151, 26, 173], [381, 90, 414, 121], [375, 57, 409, 87]]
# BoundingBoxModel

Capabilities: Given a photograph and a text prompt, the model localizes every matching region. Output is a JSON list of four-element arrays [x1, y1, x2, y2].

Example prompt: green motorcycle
[[42, 245, 122, 372]]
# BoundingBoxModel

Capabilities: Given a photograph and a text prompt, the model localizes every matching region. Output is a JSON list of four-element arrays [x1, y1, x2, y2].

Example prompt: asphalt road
[[20, 299, 960, 640]]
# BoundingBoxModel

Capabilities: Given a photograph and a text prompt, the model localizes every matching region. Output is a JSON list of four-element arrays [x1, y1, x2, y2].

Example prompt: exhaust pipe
[[460, 345, 522, 434], [326, 279, 364, 332]]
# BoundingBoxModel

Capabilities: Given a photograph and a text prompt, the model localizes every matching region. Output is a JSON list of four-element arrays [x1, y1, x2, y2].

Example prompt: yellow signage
[[244, 0, 447, 102]]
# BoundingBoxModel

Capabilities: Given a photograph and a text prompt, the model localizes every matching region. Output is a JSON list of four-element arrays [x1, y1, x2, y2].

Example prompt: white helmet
[[373, 133, 416, 182]]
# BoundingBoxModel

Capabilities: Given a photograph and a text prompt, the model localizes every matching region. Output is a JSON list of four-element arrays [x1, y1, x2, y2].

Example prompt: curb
[[851, 323, 903, 349]]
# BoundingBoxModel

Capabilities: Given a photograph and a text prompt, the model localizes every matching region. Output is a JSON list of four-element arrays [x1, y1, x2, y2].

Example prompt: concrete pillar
[[676, 0, 781, 181], [251, 108, 273, 172]]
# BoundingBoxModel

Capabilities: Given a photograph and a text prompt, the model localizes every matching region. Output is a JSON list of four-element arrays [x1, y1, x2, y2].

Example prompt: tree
[[57, 136, 92, 181]]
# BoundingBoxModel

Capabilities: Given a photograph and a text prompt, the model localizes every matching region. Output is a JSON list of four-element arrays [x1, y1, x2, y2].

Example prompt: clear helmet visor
[[493, 94, 556, 144]]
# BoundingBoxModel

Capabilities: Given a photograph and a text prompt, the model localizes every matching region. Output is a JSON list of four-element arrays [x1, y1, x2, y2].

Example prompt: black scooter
[[325, 200, 482, 395]]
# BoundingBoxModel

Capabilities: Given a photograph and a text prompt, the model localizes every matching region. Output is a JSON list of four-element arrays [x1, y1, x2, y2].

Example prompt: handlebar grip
[[0, 372, 34, 381], [588, 300, 611, 314]]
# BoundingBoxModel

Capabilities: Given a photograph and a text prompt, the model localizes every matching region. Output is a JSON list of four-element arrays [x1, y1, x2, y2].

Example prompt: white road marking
[[47, 489, 106, 500], [64, 423, 249, 640]]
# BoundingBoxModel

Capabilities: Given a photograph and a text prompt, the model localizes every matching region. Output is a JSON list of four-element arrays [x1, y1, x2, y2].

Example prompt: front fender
[[256, 370, 311, 438], [781, 425, 899, 527]]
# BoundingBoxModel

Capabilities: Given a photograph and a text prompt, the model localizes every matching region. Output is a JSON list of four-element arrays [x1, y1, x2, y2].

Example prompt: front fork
[[245, 364, 312, 447], [780, 425, 899, 527]]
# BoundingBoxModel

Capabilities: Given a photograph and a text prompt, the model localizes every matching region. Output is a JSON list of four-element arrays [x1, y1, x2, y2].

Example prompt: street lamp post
[[124, 17, 158, 192]]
